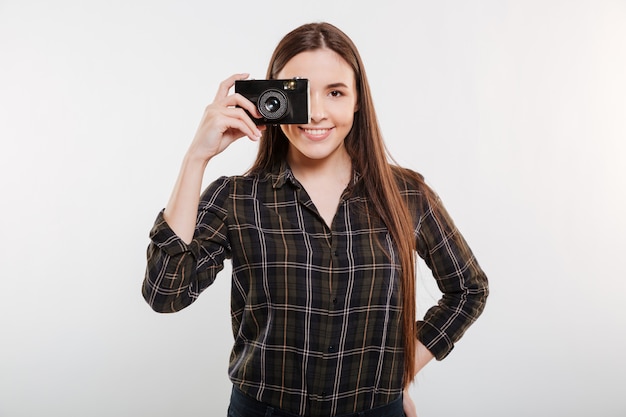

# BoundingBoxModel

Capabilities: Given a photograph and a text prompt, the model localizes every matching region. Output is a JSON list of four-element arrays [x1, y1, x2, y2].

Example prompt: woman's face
[[277, 48, 358, 166]]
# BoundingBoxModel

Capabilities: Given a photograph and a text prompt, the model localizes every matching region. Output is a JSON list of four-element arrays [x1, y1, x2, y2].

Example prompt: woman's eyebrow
[[326, 82, 350, 89]]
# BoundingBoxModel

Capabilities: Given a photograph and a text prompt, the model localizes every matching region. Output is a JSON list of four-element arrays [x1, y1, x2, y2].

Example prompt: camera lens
[[258, 89, 288, 120], [264, 97, 281, 113]]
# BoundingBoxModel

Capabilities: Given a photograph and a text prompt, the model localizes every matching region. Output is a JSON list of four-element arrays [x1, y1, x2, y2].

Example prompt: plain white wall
[[1, 1, 625, 416]]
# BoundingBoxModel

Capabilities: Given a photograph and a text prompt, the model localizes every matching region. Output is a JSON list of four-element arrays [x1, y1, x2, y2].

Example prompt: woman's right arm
[[142, 74, 263, 312], [163, 73, 263, 243]]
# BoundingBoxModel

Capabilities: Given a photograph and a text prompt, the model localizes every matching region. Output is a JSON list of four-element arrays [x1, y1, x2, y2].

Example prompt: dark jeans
[[227, 386, 405, 417]]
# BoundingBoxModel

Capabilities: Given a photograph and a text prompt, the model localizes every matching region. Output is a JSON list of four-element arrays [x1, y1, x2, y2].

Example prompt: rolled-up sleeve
[[415, 193, 489, 360], [142, 177, 232, 313]]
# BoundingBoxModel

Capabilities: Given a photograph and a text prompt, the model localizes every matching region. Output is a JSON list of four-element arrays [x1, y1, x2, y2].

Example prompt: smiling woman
[[142, 22, 488, 417]]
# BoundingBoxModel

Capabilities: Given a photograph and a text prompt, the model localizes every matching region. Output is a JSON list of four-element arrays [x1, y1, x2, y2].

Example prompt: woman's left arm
[[402, 179, 490, 417], [415, 192, 489, 361]]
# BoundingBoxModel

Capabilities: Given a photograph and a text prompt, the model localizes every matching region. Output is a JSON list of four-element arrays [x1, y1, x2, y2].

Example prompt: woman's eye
[[329, 90, 343, 97]]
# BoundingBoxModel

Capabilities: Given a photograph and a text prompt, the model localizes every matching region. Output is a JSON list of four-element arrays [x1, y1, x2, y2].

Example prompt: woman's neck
[[286, 146, 352, 227], [286, 146, 352, 186]]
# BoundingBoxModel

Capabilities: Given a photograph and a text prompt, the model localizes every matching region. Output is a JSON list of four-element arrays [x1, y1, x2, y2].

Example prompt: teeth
[[304, 129, 329, 135]]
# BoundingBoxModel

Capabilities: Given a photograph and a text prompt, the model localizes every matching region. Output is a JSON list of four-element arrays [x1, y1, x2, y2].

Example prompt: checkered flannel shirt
[[143, 163, 488, 416]]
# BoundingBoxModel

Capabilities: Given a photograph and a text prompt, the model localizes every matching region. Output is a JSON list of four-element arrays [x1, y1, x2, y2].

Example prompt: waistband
[[229, 386, 404, 417]]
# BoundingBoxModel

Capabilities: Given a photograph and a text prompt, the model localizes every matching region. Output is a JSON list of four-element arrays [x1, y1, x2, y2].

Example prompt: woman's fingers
[[204, 103, 261, 139], [214, 73, 249, 101], [220, 92, 263, 121], [211, 73, 264, 127], [402, 390, 418, 417], [218, 107, 262, 140], [188, 73, 268, 160]]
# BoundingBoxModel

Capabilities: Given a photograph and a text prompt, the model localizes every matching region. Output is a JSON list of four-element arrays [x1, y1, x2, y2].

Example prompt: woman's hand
[[402, 342, 433, 417], [187, 73, 264, 164], [403, 389, 418, 417]]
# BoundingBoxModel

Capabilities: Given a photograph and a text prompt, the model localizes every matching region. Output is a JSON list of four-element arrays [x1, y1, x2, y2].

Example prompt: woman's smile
[[300, 126, 334, 141]]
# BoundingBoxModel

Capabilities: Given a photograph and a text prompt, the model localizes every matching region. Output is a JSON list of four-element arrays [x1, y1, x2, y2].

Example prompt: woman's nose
[[309, 93, 326, 123]]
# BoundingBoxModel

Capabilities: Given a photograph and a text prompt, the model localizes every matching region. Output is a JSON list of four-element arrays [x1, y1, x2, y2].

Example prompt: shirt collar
[[271, 161, 361, 191], [271, 161, 299, 189]]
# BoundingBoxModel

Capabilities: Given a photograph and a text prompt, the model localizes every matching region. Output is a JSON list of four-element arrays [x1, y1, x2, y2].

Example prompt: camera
[[235, 78, 310, 125]]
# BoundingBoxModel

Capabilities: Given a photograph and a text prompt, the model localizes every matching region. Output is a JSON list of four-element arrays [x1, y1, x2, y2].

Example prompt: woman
[[143, 22, 489, 417]]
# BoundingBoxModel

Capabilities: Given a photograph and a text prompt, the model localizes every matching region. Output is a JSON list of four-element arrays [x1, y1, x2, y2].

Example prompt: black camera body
[[235, 78, 310, 125]]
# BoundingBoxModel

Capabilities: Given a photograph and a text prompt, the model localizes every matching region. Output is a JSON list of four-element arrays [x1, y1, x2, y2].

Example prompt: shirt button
[[328, 345, 335, 352], [332, 298, 338, 305]]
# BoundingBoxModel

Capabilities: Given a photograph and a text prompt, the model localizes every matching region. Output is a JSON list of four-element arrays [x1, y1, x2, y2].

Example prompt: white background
[[1, 1, 625, 416]]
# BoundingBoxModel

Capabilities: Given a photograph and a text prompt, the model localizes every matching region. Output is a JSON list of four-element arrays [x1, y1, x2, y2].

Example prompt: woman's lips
[[300, 127, 333, 141]]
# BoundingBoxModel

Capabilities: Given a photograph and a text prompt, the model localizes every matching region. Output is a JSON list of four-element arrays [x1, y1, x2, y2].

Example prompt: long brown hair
[[248, 22, 430, 387]]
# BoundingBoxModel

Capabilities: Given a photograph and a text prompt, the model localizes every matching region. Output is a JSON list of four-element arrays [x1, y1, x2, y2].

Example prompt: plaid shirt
[[143, 163, 488, 416]]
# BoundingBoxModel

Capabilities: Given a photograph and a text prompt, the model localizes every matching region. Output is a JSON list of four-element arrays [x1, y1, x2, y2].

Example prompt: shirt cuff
[[416, 320, 454, 360], [148, 210, 191, 257]]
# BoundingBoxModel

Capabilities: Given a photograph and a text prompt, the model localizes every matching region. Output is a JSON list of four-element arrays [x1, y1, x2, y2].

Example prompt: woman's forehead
[[277, 49, 355, 86]]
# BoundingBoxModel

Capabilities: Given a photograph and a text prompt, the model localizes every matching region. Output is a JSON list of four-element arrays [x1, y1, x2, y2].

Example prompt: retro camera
[[235, 78, 310, 125]]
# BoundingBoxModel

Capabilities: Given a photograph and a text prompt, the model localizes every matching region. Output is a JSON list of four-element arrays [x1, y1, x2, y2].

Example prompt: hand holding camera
[[186, 73, 267, 164], [188, 75, 310, 165]]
